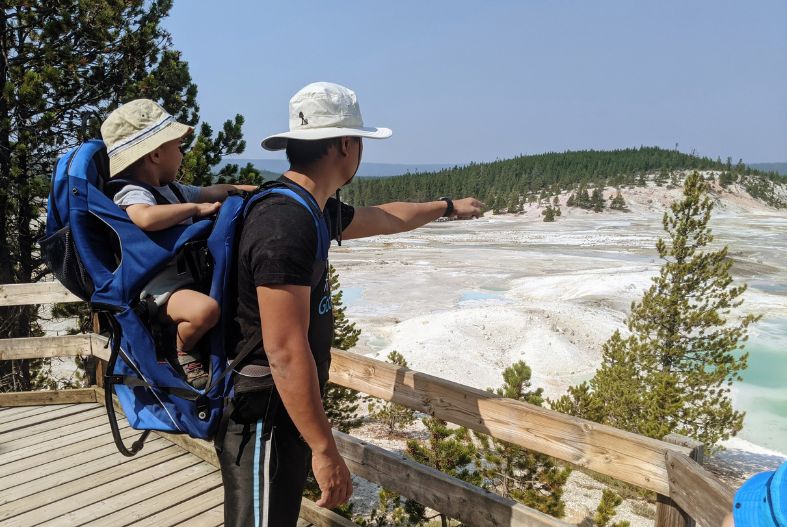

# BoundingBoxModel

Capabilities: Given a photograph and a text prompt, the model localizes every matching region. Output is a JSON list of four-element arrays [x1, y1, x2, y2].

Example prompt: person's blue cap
[[733, 461, 787, 527]]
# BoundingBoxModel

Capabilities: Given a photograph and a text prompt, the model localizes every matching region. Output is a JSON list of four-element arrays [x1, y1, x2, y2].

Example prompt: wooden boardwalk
[[0, 280, 738, 527], [0, 402, 228, 527]]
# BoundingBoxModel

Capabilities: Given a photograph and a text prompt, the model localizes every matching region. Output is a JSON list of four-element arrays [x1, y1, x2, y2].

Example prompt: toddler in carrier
[[101, 99, 257, 388]]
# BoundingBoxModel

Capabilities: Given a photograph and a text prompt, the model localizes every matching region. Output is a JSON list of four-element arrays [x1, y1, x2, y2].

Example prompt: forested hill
[[341, 147, 786, 208]]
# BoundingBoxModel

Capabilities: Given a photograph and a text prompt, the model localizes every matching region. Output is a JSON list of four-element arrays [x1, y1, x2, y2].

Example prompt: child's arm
[[198, 184, 258, 203], [126, 201, 221, 231]]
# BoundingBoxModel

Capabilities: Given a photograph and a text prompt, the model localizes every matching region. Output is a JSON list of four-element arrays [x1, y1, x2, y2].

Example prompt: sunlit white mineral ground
[[330, 177, 786, 522]]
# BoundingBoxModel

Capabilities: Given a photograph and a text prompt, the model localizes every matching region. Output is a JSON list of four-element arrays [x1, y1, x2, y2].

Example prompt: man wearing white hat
[[220, 82, 482, 526]]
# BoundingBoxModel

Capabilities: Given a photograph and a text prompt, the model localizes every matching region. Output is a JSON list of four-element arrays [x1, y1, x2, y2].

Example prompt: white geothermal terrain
[[330, 173, 786, 524]]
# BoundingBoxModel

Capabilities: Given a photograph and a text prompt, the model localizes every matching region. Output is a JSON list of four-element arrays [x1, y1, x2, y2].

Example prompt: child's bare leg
[[162, 289, 220, 352]]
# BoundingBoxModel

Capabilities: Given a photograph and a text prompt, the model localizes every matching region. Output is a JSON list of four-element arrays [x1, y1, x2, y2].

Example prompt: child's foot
[[177, 350, 208, 390]]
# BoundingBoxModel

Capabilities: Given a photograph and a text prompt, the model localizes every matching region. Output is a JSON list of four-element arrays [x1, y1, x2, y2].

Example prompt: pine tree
[[180, 116, 259, 186], [566, 193, 576, 207], [368, 351, 416, 434], [591, 188, 605, 212], [593, 489, 630, 527], [583, 189, 592, 209], [610, 190, 628, 211], [655, 168, 669, 187], [358, 488, 425, 527], [552, 172, 760, 448], [406, 418, 479, 527], [507, 192, 520, 214], [475, 362, 570, 517], [492, 195, 503, 215], [0, 0, 253, 391], [542, 206, 556, 222], [719, 171, 737, 188], [322, 264, 362, 433], [552, 195, 560, 207]]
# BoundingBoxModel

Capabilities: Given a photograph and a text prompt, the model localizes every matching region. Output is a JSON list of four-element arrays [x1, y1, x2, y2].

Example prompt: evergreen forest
[[341, 147, 786, 209]]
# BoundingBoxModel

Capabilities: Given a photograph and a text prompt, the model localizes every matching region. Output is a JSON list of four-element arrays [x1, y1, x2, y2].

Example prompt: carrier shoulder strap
[[104, 178, 185, 206], [208, 183, 329, 393], [167, 182, 187, 204], [243, 180, 329, 261]]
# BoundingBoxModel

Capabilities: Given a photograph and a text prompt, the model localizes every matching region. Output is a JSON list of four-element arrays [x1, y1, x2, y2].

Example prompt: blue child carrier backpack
[[40, 139, 329, 456]]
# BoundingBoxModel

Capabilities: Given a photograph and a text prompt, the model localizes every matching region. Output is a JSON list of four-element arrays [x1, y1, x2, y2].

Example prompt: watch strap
[[439, 197, 454, 218]]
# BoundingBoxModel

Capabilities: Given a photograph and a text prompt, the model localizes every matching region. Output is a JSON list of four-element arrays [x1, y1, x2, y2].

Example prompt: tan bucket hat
[[261, 82, 392, 151], [101, 99, 192, 177]]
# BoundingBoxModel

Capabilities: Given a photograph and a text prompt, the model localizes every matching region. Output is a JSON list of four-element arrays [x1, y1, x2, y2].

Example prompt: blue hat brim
[[733, 471, 778, 527], [772, 461, 787, 526]]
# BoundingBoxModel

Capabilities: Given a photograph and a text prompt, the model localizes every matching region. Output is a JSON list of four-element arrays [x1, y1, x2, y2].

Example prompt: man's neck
[[282, 168, 340, 209]]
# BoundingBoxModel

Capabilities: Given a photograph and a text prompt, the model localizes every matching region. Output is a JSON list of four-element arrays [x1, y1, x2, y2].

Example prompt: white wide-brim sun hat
[[101, 99, 192, 177], [261, 82, 392, 151]]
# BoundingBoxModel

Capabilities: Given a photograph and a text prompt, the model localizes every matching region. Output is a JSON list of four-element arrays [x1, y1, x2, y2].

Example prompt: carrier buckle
[[104, 374, 125, 385], [196, 395, 210, 421]]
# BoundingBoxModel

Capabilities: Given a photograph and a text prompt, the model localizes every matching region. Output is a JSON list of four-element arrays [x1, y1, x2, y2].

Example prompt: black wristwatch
[[439, 197, 454, 217]]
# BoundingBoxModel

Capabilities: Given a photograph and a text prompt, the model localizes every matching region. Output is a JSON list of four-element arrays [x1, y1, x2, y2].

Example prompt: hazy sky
[[164, 1, 787, 165]]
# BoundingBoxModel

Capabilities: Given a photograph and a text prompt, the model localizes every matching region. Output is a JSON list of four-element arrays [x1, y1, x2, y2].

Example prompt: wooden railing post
[[656, 433, 704, 527]]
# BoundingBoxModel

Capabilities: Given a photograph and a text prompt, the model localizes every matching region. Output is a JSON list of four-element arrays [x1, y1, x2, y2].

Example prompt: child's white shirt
[[114, 182, 202, 225]]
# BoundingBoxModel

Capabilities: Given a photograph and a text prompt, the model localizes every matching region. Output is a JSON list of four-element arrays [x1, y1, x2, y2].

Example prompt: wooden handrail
[[333, 430, 570, 526], [0, 282, 737, 525], [0, 334, 93, 361], [84, 333, 690, 494], [665, 450, 734, 527], [329, 348, 691, 495], [94, 386, 554, 527], [0, 282, 82, 307]]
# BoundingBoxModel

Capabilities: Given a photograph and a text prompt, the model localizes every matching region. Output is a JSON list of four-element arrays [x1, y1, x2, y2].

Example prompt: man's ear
[[338, 136, 352, 157]]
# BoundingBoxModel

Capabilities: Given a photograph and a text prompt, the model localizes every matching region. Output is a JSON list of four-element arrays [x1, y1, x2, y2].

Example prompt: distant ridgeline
[[340, 147, 786, 210]]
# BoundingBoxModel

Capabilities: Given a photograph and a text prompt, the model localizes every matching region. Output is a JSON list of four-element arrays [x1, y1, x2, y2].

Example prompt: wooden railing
[[0, 282, 735, 527]]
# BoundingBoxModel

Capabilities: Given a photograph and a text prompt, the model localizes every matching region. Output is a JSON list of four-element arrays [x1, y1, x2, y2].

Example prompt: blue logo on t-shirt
[[318, 295, 332, 315]]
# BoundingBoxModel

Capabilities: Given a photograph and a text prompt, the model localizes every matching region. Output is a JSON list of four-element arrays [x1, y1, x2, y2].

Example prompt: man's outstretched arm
[[257, 284, 353, 509], [342, 197, 483, 240]]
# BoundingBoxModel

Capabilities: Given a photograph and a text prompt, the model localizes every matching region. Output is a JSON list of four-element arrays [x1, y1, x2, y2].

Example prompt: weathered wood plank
[[665, 450, 734, 527], [37, 460, 218, 526], [333, 430, 570, 527], [329, 349, 690, 495], [92, 333, 110, 361], [656, 434, 704, 527], [156, 430, 219, 467], [175, 504, 224, 527], [0, 419, 132, 481], [0, 401, 99, 434], [0, 334, 92, 361], [124, 485, 225, 527], [0, 447, 187, 525], [0, 414, 118, 464], [0, 404, 105, 443], [0, 437, 171, 503], [0, 403, 75, 425], [0, 414, 129, 484], [0, 387, 96, 407], [299, 498, 359, 527], [79, 473, 222, 527], [0, 282, 82, 307]]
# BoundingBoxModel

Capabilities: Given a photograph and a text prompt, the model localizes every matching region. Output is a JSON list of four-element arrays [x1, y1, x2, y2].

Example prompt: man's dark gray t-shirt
[[230, 180, 354, 390]]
